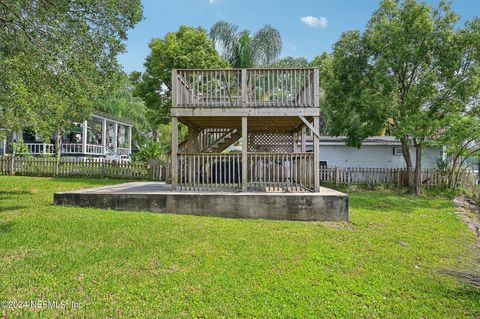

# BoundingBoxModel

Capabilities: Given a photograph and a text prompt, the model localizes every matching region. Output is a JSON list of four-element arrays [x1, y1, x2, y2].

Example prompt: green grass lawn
[[0, 176, 479, 318]]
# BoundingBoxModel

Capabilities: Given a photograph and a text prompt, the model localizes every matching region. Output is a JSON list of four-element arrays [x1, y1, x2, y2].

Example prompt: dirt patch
[[447, 196, 480, 288], [453, 196, 480, 238]]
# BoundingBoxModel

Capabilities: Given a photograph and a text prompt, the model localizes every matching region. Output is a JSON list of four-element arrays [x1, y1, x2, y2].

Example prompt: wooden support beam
[[187, 125, 199, 153], [313, 116, 320, 192], [242, 116, 248, 191], [171, 116, 178, 190], [241, 69, 248, 108], [299, 115, 319, 138]]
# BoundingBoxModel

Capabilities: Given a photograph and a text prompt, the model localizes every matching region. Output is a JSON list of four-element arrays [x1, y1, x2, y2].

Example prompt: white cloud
[[300, 16, 328, 29], [208, 0, 217, 3]]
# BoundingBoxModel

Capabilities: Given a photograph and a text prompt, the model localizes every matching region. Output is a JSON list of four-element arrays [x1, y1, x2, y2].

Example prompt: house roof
[[318, 136, 402, 146], [92, 110, 133, 126]]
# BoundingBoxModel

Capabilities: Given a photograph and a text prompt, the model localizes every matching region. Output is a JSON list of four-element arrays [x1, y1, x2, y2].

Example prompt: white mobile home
[[303, 136, 444, 169]]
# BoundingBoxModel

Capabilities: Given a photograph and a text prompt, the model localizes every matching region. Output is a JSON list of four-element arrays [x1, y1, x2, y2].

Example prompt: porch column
[[242, 116, 248, 191], [313, 117, 320, 192], [113, 122, 118, 152], [101, 119, 107, 155], [171, 116, 179, 190], [128, 125, 132, 155], [82, 120, 88, 154]]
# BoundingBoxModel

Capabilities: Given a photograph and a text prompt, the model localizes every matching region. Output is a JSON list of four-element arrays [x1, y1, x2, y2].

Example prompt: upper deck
[[171, 68, 320, 117]]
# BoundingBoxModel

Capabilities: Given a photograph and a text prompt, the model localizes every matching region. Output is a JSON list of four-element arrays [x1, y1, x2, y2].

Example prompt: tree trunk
[[414, 140, 422, 195], [54, 128, 62, 176], [400, 136, 414, 191]]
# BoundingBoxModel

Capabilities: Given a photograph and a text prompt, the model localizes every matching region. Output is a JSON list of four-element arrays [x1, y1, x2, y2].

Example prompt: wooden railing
[[174, 68, 318, 108], [176, 152, 315, 191], [248, 153, 314, 191], [177, 153, 242, 191]]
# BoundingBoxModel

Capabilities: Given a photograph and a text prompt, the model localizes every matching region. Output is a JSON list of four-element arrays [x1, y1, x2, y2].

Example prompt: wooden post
[[102, 119, 107, 155], [82, 120, 88, 154], [171, 69, 178, 108], [242, 116, 248, 191], [313, 68, 320, 107], [241, 69, 248, 108], [335, 167, 340, 187], [187, 125, 198, 153], [9, 155, 14, 176], [313, 117, 320, 192], [171, 116, 178, 190]]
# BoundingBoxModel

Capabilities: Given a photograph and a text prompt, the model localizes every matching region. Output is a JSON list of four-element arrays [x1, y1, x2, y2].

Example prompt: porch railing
[[24, 143, 55, 155], [86, 144, 104, 155], [61, 143, 83, 154], [174, 68, 318, 108]]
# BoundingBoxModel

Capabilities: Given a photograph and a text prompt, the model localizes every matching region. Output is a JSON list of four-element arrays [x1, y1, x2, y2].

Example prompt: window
[[319, 161, 328, 168], [393, 147, 403, 156]]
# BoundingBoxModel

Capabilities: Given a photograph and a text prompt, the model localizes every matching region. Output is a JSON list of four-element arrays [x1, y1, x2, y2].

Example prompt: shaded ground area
[[0, 176, 479, 318]]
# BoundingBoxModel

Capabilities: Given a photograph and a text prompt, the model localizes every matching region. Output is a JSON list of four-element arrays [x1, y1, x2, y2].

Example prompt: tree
[[274, 56, 308, 68], [134, 26, 228, 127], [436, 113, 480, 188], [322, 0, 480, 194], [97, 76, 151, 149], [0, 0, 143, 162], [210, 21, 282, 67]]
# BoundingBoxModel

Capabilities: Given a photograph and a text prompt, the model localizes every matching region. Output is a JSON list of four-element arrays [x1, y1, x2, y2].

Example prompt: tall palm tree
[[210, 21, 282, 68]]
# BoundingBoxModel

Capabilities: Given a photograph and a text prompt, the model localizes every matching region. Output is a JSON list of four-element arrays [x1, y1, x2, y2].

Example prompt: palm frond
[[252, 24, 282, 66], [209, 21, 239, 64]]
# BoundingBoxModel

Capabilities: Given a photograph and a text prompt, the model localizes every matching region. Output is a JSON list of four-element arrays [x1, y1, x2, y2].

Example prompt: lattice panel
[[248, 132, 294, 153]]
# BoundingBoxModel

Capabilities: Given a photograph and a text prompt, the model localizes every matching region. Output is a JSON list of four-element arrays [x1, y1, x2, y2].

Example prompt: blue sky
[[118, 0, 480, 73]]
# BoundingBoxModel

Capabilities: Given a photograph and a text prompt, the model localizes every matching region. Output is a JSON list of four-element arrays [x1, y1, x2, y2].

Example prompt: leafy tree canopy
[[274, 56, 309, 68], [0, 0, 143, 143], [134, 25, 228, 126]]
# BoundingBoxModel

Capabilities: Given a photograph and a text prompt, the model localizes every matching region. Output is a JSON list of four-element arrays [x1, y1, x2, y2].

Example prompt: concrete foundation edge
[[54, 192, 349, 221]]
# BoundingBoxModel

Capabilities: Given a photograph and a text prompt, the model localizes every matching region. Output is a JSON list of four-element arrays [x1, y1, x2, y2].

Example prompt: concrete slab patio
[[54, 182, 349, 221]]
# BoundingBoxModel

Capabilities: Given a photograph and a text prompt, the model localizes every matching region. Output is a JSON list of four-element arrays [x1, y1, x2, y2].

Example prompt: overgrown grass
[[0, 176, 479, 318]]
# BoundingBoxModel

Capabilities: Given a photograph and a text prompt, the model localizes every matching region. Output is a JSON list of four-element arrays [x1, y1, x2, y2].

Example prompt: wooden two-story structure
[[170, 68, 322, 192]]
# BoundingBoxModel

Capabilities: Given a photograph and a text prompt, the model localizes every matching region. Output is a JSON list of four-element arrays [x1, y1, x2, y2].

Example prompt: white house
[[303, 136, 445, 169], [1, 111, 133, 159]]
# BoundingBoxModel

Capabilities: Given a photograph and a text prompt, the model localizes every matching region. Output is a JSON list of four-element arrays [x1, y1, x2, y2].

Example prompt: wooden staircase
[[178, 128, 240, 154]]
